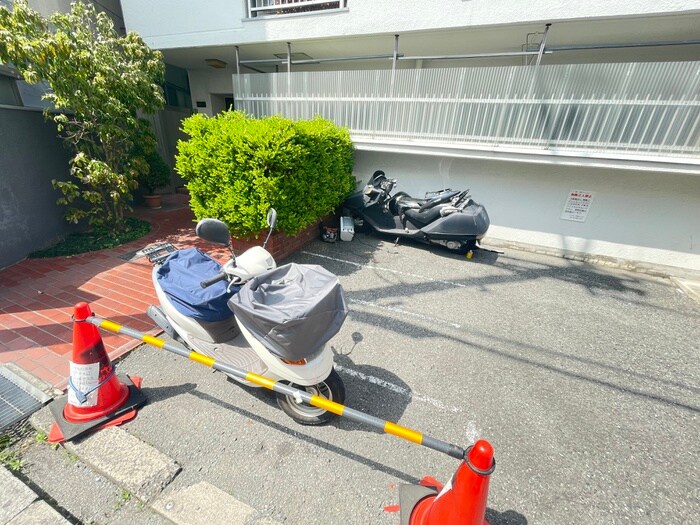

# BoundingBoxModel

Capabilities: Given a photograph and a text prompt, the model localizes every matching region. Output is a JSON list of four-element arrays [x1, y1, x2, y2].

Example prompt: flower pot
[[144, 194, 162, 209]]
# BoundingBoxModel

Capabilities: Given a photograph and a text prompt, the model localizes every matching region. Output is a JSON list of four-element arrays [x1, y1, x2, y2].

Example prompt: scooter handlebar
[[200, 272, 228, 288]]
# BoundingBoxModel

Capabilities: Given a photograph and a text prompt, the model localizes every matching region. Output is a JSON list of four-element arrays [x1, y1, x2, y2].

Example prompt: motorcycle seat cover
[[229, 263, 348, 361], [156, 248, 237, 322]]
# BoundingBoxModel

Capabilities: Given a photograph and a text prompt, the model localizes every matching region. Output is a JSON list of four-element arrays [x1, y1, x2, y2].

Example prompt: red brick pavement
[[0, 194, 227, 389]]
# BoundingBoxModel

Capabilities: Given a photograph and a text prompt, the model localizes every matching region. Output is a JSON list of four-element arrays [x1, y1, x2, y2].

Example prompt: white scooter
[[146, 209, 346, 425]]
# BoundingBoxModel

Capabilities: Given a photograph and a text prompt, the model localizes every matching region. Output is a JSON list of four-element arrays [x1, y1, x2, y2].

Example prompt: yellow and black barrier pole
[[84, 315, 467, 461]]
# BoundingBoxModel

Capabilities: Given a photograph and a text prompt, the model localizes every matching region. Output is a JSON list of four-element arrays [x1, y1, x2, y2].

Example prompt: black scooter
[[344, 170, 492, 256]]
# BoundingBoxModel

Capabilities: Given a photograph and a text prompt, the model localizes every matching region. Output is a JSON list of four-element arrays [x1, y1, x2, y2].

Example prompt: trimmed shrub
[[175, 111, 355, 237], [140, 150, 171, 194]]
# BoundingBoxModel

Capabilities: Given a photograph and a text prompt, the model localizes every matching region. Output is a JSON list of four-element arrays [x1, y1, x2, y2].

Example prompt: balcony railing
[[233, 62, 700, 163], [247, 0, 347, 18]]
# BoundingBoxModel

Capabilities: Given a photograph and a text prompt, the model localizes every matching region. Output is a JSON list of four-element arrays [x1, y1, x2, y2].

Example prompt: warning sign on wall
[[561, 190, 594, 222]]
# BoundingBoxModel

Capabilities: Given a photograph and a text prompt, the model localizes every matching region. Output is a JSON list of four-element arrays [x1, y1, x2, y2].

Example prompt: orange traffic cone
[[400, 439, 496, 525], [48, 303, 146, 443]]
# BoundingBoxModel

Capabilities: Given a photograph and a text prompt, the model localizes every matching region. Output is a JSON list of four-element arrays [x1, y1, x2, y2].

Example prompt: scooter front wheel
[[276, 369, 345, 425]]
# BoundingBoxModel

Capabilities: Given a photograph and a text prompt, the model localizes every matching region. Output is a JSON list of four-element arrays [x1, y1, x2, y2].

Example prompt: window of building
[[0, 73, 21, 106], [164, 64, 192, 108]]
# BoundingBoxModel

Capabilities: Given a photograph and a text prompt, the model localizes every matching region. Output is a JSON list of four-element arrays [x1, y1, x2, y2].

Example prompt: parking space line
[[301, 251, 470, 288], [349, 298, 461, 328], [335, 364, 463, 413]]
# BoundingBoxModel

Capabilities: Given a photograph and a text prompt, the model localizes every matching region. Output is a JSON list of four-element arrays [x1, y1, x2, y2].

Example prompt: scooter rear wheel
[[276, 369, 345, 425]]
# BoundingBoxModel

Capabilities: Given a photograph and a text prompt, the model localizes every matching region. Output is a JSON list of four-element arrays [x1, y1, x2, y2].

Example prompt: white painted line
[[335, 364, 462, 413], [349, 298, 461, 328], [301, 251, 470, 288]]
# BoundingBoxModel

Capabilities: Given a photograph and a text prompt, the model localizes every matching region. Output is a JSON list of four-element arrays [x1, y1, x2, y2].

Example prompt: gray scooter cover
[[229, 263, 348, 361]]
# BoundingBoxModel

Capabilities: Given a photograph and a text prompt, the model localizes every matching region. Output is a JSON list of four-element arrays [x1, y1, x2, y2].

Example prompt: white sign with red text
[[561, 190, 594, 222]]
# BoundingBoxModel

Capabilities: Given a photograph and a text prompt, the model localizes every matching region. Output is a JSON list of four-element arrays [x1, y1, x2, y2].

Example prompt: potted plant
[[140, 149, 172, 209]]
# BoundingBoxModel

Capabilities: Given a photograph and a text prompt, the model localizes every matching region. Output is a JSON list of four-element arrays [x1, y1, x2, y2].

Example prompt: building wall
[[144, 105, 194, 190], [120, 0, 700, 50], [188, 70, 235, 115], [27, 0, 125, 29], [26, 0, 72, 17], [353, 150, 700, 273], [186, 65, 700, 273], [118, 0, 700, 273], [0, 107, 74, 269]]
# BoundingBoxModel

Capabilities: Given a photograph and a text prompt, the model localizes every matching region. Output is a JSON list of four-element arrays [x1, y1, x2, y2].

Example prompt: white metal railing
[[247, 0, 347, 18], [233, 62, 700, 158]]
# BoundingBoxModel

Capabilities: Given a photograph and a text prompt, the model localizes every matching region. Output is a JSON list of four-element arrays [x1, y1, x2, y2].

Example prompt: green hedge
[[175, 111, 355, 237]]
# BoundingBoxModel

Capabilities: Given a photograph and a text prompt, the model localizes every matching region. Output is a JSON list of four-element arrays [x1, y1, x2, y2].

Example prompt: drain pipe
[[391, 34, 400, 92], [286, 42, 292, 92], [536, 23, 552, 66], [235, 46, 241, 105], [392, 34, 400, 71], [235, 46, 241, 77]]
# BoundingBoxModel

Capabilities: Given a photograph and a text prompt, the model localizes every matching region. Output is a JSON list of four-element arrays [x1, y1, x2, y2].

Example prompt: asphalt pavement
[[4, 233, 700, 524]]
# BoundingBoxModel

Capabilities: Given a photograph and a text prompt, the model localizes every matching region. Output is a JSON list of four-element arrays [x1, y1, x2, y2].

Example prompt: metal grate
[[0, 367, 51, 432], [233, 62, 700, 159]]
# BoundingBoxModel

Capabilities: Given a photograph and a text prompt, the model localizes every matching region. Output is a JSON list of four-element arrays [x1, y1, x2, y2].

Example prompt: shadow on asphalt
[[315, 232, 648, 300], [348, 309, 699, 414], [486, 508, 529, 525], [138, 382, 198, 403], [188, 388, 420, 485], [180, 389, 531, 523], [332, 334, 413, 423]]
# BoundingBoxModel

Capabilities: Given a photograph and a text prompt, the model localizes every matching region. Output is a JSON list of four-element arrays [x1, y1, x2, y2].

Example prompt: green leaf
[[176, 111, 355, 237], [0, 0, 165, 231]]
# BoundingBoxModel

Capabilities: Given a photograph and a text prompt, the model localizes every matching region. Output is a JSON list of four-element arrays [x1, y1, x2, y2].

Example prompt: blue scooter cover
[[156, 248, 237, 322]]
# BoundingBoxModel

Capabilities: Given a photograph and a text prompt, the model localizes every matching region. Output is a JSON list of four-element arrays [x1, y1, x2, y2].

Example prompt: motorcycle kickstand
[[393, 237, 401, 248], [476, 245, 504, 255]]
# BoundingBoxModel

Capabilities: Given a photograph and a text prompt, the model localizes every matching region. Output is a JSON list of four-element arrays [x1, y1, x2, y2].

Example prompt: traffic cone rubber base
[[399, 484, 439, 525], [48, 375, 146, 443]]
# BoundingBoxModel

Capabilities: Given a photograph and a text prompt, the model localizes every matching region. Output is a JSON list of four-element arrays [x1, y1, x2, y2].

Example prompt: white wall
[[27, 0, 72, 17], [28, 0, 125, 28], [187, 70, 237, 115], [177, 72, 700, 273], [121, 0, 700, 50], [353, 150, 700, 272]]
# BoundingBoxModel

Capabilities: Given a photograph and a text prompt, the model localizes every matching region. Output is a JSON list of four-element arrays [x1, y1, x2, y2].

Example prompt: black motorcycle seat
[[390, 192, 425, 216], [403, 206, 446, 228]]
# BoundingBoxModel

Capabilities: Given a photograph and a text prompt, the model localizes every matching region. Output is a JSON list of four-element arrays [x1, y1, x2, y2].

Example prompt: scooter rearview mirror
[[262, 208, 277, 250], [195, 218, 231, 246], [266, 208, 277, 230]]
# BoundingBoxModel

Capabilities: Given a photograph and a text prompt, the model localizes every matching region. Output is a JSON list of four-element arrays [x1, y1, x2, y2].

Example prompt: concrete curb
[[152, 482, 282, 525], [483, 237, 700, 280], [28, 405, 281, 524], [0, 466, 71, 525], [671, 276, 700, 304], [64, 426, 182, 502]]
